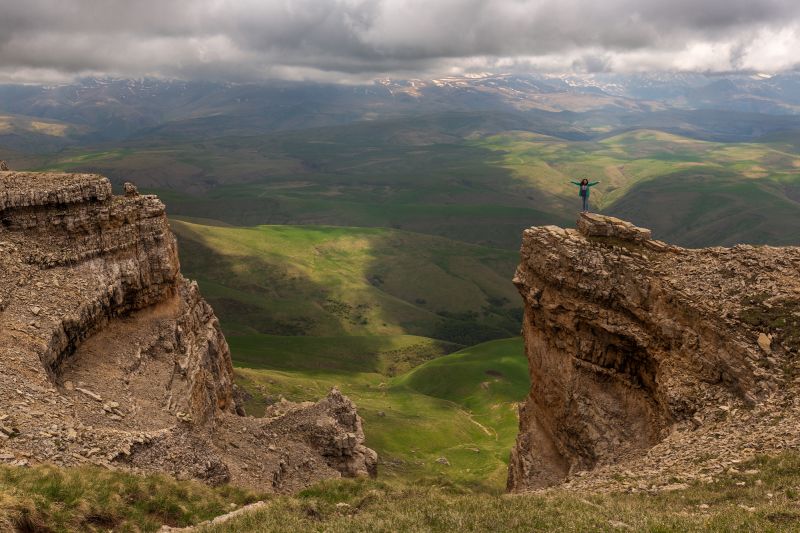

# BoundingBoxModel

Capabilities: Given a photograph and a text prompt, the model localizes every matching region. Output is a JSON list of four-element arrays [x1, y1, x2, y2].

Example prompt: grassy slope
[[229, 334, 462, 376], [0, 464, 261, 532], [207, 452, 800, 532], [171, 220, 522, 346], [604, 167, 800, 247], [235, 338, 528, 490], [7, 451, 800, 532]]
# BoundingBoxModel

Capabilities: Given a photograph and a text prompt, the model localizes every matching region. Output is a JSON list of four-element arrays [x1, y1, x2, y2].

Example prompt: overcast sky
[[1, 0, 799, 83]]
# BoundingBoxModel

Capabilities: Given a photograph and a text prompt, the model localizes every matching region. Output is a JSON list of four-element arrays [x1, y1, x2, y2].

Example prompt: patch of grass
[[201, 451, 800, 532], [0, 464, 262, 532], [740, 295, 800, 348], [4, 440, 800, 532]]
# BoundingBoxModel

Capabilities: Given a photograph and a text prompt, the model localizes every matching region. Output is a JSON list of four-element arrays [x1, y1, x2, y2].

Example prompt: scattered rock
[[661, 483, 689, 492], [124, 182, 140, 197], [757, 333, 772, 354], [0, 424, 19, 438], [435, 457, 450, 466], [76, 388, 102, 402]]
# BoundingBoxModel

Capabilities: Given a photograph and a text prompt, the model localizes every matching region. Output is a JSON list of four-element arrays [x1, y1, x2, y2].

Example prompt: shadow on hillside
[[174, 222, 525, 366], [175, 233, 343, 337], [358, 232, 523, 346]]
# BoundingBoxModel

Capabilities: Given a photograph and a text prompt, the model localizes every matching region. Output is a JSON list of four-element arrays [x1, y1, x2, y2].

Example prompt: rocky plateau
[[509, 212, 800, 493]]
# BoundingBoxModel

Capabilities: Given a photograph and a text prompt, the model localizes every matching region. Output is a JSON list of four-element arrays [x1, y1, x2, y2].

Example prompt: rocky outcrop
[[0, 171, 376, 491], [508, 213, 800, 491]]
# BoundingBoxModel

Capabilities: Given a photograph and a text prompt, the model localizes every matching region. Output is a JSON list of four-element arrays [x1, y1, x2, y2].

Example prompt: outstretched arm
[[588, 181, 600, 186], [569, 181, 580, 185]]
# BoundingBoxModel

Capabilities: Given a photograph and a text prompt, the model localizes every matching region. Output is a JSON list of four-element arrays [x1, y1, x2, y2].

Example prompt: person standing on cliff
[[570, 178, 599, 212]]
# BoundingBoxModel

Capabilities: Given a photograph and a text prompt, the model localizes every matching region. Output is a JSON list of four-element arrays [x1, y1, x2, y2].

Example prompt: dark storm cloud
[[0, 0, 799, 82]]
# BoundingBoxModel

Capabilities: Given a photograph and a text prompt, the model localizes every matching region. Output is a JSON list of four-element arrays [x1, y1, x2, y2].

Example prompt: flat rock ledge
[[576, 212, 680, 252], [577, 212, 652, 241]]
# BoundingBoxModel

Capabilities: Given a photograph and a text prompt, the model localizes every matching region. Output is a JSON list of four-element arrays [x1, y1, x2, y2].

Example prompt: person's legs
[[582, 195, 588, 212]]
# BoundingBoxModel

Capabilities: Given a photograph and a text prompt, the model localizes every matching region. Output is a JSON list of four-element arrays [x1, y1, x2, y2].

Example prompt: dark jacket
[[571, 181, 599, 197]]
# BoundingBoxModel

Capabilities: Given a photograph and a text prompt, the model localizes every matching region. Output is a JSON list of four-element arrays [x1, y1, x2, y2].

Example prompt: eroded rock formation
[[509, 212, 800, 491], [0, 170, 376, 491]]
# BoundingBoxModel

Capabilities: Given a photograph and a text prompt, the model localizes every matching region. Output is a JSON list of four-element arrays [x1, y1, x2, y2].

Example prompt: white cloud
[[0, 0, 798, 82]]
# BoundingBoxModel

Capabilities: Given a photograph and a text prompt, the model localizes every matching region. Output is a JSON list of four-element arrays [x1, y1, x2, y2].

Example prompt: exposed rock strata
[[0, 171, 376, 491], [509, 212, 800, 491]]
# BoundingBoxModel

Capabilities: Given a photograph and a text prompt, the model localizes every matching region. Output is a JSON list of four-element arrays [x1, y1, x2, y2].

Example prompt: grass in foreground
[[2, 446, 800, 531], [0, 464, 262, 532], [204, 452, 800, 532]]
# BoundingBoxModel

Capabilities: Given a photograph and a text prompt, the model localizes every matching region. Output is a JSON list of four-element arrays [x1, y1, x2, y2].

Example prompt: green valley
[[16, 113, 800, 494], [235, 338, 528, 490]]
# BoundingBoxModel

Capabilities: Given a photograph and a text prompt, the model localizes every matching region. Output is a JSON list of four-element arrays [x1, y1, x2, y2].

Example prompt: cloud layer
[[1, 0, 799, 83]]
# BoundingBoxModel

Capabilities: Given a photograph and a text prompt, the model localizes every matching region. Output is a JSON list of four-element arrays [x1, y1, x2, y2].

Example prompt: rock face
[[0, 171, 376, 490], [508, 212, 800, 491]]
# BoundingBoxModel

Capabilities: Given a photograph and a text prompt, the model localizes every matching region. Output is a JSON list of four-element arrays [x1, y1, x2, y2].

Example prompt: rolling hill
[[474, 129, 800, 246], [171, 220, 522, 346]]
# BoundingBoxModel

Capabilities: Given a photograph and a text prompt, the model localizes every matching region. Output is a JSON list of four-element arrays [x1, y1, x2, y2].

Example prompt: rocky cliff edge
[[0, 171, 376, 491], [509, 212, 800, 492]]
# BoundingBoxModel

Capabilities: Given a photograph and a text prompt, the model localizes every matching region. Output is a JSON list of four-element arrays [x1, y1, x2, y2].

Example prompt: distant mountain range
[[2, 72, 800, 151]]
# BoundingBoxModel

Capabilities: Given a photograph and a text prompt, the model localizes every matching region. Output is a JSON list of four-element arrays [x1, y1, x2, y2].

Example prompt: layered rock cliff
[[509, 213, 800, 492], [0, 170, 376, 490]]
